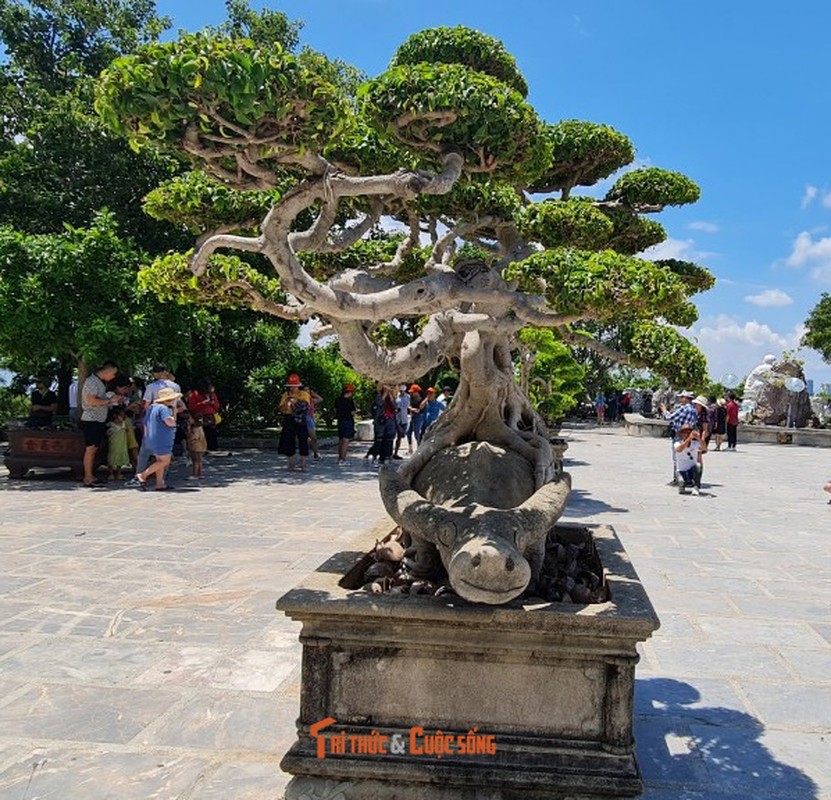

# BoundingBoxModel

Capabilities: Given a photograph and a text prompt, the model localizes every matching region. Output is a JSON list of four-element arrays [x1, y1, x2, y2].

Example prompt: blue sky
[[156, 0, 831, 389]]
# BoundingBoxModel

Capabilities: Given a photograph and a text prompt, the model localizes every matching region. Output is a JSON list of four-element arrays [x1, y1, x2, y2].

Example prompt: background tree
[[802, 293, 831, 363], [0, 0, 317, 419], [0, 212, 193, 384]]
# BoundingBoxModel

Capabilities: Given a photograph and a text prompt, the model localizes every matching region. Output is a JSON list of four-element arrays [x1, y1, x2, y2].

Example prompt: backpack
[[291, 399, 309, 425]]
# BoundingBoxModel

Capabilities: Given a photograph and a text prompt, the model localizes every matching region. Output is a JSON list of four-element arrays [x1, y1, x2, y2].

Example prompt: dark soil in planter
[[341, 523, 608, 605]]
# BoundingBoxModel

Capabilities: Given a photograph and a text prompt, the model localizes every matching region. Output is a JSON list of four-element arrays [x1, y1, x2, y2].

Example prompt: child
[[124, 413, 139, 471], [335, 384, 356, 465], [674, 423, 702, 496], [106, 407, 131, 481], [185, 412, 208, 479]]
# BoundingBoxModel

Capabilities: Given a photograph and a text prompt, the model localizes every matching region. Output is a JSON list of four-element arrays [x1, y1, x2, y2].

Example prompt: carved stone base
[[277, 523, 659, 800]]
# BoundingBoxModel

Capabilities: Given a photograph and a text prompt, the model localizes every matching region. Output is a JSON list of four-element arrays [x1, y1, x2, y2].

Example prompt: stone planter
[[277, 522, 659, 800]]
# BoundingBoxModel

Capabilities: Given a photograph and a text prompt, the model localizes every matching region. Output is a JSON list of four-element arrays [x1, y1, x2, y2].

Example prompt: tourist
[[393, 384, 411, 458], [136, 365, 181, 475], [607, 391, 619, 424], [127, 386, 181, 490], [68, 374, 79, 421], [277, 373, 311, 472], [112, 375, 144, 472], [305, 385, 324, 460], [79, 360, 120, 487], [692, 395, 710, 484], [105, 406, 131, 481], [408, 383, 425, 445], [693, 395, 710, 442], [185, 412, 208, 479], [186, 379, 221, 451], [824, 480, 831, 504], [674, 423, 702, 495], [659, 390, 699, 485], [438, 385, 453, 411], [335, 384, 356, 465], [367, 385, 396, 465], [27, 379, 57, 428], [420, 387, 444, 434], [725, 393, 740, 450], [127, 377, 146, 447], [593, 391, 606, 425], [713, 398, 727, 451]]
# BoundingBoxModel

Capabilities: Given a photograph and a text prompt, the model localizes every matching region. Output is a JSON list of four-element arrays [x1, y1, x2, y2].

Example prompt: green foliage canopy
[[0, 211, 193, 373], [93, 21, 713, 400], [802, 292, 831, 363], [389, 25, 529, 97]]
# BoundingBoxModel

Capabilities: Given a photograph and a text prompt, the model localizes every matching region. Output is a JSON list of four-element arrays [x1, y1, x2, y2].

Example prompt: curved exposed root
[[400, 330, 557, 489]]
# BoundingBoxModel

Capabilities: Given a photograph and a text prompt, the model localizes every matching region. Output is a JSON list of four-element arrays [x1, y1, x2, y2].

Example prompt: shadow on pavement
[[635, 677, 818, 798], [564, 488, 628, 517]]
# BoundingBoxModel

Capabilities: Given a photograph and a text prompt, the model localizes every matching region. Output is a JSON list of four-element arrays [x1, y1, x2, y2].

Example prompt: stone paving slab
[[0, 431, 829, 798]]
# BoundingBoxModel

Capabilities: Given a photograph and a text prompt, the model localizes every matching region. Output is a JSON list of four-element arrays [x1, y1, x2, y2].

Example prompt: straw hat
[[693, 395, 709, 407], [155, 387, 182, 404]]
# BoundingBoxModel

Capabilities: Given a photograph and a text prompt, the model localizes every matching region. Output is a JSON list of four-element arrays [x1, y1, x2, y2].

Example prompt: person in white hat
[[126, 386, 182, 490], [658, 391, 700, 485], [674, 423, 702, 496], [691, 394, 711, 488]]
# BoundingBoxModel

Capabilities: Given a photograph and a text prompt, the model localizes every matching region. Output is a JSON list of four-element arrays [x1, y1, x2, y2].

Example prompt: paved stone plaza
[[0, 428, 828, 799]]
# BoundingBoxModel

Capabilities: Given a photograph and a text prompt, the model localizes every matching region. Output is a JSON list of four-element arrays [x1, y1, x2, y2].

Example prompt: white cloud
[[784, 231, 831, 283], [687, 221, 720, 233], [744, 289, 794, 308], [685, 314, 831, 388], [822, 191, 831, 209], [801, 185, 818, 209], [641, 237, 715, 263], [579, 157, 652, 200]]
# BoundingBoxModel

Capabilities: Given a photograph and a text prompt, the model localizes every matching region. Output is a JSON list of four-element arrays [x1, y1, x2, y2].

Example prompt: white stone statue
[[743, 354, 777, 405]]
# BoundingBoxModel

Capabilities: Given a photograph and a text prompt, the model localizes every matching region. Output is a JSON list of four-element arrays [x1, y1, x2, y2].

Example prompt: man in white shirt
[[143, 364, 181, 407], [393, 384, 411, 458], [79, 361, 119, 486]]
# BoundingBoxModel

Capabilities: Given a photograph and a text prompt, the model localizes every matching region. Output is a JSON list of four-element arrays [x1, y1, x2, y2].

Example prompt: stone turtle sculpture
[[379, 441, 571, 604]]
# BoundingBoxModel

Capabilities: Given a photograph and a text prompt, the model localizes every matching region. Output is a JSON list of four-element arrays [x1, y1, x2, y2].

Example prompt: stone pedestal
[[277, 523, 659, 800]]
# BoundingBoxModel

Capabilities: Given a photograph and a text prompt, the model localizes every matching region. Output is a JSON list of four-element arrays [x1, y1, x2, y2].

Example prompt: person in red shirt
[[725, 393, 740, 451], [186, 379, 221, 451]]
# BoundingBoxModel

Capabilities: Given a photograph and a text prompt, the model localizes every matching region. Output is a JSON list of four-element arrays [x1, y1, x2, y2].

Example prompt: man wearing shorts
[[80, 361, 119, 487]]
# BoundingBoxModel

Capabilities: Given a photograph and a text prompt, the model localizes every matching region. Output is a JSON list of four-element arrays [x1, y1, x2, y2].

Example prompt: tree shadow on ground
[[0, 444, 383, 492], [564, 488, 628, 517], [635, 677, 818, 798]]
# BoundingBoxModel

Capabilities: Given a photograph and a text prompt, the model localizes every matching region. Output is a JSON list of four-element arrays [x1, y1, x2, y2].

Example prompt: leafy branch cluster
[[91, 20, 714, 391]]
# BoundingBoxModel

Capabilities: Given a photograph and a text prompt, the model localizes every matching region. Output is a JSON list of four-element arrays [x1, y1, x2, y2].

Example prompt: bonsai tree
[[96, 25, 713, 602]]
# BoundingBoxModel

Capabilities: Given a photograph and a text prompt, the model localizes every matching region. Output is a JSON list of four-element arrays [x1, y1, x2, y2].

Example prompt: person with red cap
[[277, 373, 311, 472], [335, 383, 356, 465], [407, 383, 425, 445], [419, 387, 443, 433]]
